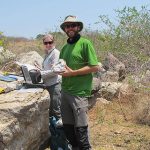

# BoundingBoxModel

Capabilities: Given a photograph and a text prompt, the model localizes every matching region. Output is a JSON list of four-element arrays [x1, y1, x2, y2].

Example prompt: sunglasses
[[64, 23, 78, 29], [44, 41, 53, 45]]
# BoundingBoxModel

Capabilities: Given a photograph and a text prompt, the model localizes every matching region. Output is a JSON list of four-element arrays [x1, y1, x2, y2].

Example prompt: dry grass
[[6, 40, 44, 56], [3, 35, 150, 150], [134, 91, 150, 126], [88, 91, 150, 150], [44, 91, 150, 150]]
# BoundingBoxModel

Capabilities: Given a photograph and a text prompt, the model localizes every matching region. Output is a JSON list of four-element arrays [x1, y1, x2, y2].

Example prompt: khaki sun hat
[[60, 15, 83, 32]]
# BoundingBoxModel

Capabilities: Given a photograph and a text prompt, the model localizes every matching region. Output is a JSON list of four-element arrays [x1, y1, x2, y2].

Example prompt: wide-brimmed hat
[[60, 15, 83, 32]]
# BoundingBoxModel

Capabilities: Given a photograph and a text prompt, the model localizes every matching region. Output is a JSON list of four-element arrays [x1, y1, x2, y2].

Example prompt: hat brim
[[60, 21, 83, 32]]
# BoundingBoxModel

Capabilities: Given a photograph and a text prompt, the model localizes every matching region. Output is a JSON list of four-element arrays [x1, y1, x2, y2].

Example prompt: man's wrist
[[72, 70, 78, 76]]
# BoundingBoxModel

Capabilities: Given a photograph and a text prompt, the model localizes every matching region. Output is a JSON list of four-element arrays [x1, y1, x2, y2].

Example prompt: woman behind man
[[39, 34, 62, 127]]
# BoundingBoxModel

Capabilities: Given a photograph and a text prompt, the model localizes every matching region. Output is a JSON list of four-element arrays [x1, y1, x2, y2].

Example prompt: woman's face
[[43, 37, 54, 52]]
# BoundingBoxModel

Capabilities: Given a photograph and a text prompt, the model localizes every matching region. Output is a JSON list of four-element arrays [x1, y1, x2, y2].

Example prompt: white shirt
[[41, 48, 61, 86]]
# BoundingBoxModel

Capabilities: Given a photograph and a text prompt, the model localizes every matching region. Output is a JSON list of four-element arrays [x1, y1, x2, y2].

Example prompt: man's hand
[[59, 65, 76, 77], [59, 64, 99, 77]]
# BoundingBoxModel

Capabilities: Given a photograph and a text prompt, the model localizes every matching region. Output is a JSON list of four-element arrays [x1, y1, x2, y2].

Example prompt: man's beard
[[66, 30, 78, 38]]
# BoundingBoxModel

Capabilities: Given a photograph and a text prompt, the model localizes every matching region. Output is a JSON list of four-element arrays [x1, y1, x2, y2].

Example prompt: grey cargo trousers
[[46, 83, 61, 119], [61, 91, 91, 150]]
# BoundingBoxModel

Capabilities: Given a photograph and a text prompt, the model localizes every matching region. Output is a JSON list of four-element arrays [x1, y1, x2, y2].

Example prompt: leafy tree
[[97, 6, 150, 73], [36, 34, 45, 40]]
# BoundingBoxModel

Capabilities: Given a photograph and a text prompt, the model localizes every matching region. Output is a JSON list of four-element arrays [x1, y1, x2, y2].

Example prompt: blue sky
[[0, 0, 149, 38]]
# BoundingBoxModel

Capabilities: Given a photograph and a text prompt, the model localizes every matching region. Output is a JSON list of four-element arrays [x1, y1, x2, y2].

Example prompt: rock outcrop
[[0, 88, 50, 150], [17, 51, 43, 69], [102, 52, 126, 82], [1, 51, 43, 74], [98, 82, 132, 100]]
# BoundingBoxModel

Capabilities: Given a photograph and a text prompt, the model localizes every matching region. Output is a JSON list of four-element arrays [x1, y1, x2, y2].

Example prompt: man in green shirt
[[60, 15, 99, 150]]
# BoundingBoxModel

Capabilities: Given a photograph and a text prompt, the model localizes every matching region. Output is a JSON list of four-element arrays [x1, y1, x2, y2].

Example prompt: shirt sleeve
[[50, 50, 60, 65], [41, 70, 56, 79], [84, 40, 98, 66]]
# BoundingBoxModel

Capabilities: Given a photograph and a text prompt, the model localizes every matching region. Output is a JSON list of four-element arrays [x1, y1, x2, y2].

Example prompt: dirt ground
[[45, 94, 150, 150], [89, 98, 150, 150]]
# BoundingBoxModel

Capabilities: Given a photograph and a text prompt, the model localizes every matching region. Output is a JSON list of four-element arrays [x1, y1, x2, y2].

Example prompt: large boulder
[[0, 88, 50, 150], [102, 53, 126, 82], [17, 51, 43, 69], [99, 82, 132, 100], [99, 82, 122, 100], [1, 51, 44, 74], [101, 71, 119, 82]]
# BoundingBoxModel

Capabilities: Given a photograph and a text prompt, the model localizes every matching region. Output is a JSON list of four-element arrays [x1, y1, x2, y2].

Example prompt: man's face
[[64, 23, 80, 38]]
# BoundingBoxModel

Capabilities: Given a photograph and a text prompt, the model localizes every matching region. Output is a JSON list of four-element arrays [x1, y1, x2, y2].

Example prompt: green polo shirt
[[60, 37, 98, 96]]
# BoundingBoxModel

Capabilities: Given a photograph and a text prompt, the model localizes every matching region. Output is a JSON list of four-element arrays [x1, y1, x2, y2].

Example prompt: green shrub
[[94, 6, 150, 74], [0, 32, 5, 47]]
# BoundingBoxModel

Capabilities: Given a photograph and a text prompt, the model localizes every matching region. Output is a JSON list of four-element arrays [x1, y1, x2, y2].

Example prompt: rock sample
[[0, 88, 50, 150]]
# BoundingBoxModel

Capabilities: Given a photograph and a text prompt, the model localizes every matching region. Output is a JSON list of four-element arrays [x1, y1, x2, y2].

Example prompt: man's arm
[[60, 65, 99, 77]]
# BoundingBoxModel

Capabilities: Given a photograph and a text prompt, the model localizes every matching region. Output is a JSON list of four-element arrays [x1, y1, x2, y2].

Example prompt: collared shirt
[[41, 48, 61, 86]]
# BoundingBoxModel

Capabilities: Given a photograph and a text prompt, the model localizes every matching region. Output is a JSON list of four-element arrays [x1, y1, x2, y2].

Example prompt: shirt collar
[[67, 34, 81, 44], [46, 47, 55, 54]]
